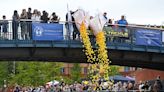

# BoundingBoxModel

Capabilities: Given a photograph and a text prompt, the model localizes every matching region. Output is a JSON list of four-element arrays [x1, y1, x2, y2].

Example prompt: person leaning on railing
[[50, 12, 60, 23], [41, 10, 49, 23], [117, 15, 128, 26], [31, 9, 41, 23], [117, 15, 128, 43]]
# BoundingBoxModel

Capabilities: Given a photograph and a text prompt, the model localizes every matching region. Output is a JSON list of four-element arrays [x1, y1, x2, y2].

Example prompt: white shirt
[[31, 14, 41, 23]]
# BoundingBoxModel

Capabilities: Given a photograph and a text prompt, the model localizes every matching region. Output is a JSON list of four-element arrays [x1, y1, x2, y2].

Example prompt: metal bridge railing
[[0, 20, 163, 47]]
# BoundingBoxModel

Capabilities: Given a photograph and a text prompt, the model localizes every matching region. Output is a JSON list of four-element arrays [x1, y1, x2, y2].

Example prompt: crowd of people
[[0, 7, 129, 41], [2, 76, 161, 92], [0, 7, 61, 40], [66, 11, 128, 40]]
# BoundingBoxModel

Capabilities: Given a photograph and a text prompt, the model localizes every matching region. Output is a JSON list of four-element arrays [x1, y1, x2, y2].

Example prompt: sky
[[0, 0, 164, 25]]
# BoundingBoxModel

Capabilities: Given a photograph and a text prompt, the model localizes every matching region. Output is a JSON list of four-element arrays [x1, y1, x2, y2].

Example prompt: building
[[60, 63, 89, 78], [60, 63, 135, 77], [60, 63, 164, 83]]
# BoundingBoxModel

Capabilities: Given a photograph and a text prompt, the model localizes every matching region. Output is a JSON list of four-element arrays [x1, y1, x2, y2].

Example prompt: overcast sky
[[0, 0, 164, 25]]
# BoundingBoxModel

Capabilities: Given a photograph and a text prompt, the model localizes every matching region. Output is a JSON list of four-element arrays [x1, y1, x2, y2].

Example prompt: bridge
[[0, 21, 164, 70]]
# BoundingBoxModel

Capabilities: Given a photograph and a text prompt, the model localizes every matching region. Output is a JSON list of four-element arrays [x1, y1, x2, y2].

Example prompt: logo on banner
[[34, 26, 44, 36], [147, 39, 151, 44], [32, 23, 64, 40]]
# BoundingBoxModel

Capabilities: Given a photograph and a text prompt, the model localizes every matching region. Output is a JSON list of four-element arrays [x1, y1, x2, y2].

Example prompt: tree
[[0, 61, 15, 87], [71, 63, 81, 82], [108, 65, 120, 76], [0, 62, 8, 87], [9, 62, 62, 86]]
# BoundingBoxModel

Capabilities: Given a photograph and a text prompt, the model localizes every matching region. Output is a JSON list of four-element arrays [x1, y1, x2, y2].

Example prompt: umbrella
[[110, 75, 135, 83], [126, 76, 135, 81], [46, 80, 59, 87]]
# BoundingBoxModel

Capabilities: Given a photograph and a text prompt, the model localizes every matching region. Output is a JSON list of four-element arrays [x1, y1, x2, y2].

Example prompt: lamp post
[[13, 61, 15, 74], [3, 80, 7, 92]]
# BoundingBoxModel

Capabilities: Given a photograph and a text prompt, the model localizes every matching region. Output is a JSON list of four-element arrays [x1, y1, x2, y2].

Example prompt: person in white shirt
[[139, 81, 144, 92], [31, 9, 41, 23]]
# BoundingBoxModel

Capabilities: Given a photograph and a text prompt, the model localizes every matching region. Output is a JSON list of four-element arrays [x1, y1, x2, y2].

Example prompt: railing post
[[130, 27, 134, 45]]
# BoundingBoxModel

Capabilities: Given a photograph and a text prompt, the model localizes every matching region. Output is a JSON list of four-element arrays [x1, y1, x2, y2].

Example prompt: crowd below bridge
[[1, 76, 163, 92]]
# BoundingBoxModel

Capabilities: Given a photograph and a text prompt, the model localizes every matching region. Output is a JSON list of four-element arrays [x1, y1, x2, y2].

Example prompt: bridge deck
[[0, 21, 164, 70], [0, 40, 164, 70], [0, 40, 164, 53]]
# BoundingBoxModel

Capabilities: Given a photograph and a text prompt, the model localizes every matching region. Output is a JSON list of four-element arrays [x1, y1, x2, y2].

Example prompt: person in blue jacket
[[118, 15, 128, 25], [117, 15, 128, 43]]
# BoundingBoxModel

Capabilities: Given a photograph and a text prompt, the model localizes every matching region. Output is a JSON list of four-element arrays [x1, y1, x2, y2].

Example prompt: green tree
[[0, 62, 8, 87], [0, 62, 15, 87], [9, 62, 62, 86], [71, 63, 81, 82], [108, 65, 120, 76]]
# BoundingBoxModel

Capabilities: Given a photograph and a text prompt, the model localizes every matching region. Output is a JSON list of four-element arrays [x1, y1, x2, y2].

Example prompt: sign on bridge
[[32, 23, 63, 41]]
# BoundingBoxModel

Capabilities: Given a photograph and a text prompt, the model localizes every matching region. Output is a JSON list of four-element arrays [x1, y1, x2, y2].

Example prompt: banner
[[103, 26, 129, 38], [135, 29, 162, 47], [32, 23, 63, 40]]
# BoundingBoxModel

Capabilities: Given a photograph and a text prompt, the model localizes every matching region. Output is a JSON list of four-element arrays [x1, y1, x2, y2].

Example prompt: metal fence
[[0, 20, 163, 47], [0, 20, 67, 40]]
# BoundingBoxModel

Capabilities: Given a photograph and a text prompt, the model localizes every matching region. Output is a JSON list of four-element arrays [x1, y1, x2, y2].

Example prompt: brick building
[[60, 63, 164, 82], [60, 63, 89, 78], [60, 63, 135, 77]]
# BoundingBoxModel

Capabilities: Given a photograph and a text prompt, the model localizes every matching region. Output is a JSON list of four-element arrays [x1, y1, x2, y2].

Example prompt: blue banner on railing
[[32, 23, 63, 40], [135, 29, 162, 47]]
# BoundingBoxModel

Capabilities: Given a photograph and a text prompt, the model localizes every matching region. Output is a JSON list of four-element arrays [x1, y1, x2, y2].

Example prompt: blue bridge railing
[[0, 20, 164, 50]]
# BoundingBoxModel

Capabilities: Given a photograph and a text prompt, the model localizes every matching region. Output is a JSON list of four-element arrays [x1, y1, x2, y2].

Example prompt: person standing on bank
[[12, 10, 19, 40]]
